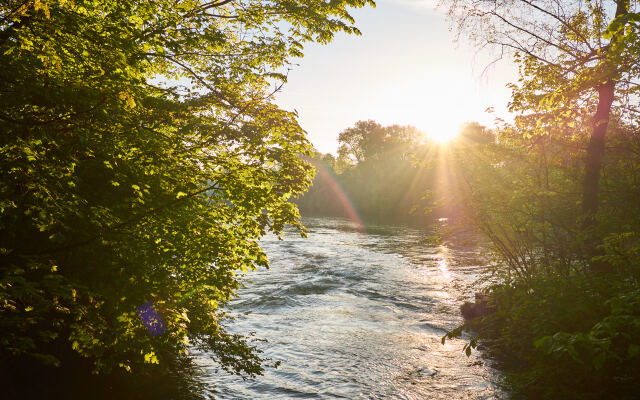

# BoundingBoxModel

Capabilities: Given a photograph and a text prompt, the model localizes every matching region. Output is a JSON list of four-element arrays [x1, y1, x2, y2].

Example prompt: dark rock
[[460, 301, 478, 319], [460, 292, 495, 319]]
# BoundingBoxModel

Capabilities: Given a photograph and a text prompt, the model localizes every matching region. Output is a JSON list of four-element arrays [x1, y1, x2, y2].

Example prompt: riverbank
[[452, 272, 640, 399], [1, 352, 204, 400]]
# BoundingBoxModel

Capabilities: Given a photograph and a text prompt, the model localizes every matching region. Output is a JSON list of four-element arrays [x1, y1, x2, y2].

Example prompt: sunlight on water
[[195, 218, 503, 399], [438, 258, 453, 281]]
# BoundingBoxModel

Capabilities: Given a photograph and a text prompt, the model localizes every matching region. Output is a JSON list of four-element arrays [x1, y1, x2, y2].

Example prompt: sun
[[423, 120, 460, 143], [426, 124, 459, 143], [363, 75, 492, 145]]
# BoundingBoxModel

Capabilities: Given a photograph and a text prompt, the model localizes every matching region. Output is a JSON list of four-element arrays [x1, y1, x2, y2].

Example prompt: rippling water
[[196, 218, 503, 399]]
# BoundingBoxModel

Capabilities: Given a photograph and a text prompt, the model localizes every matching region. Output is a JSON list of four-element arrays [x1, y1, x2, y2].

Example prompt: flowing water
[[195, 218, 503, 399]]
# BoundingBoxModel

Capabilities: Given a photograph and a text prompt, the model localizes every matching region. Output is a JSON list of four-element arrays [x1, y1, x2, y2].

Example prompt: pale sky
[[273, 0, 519, 154]]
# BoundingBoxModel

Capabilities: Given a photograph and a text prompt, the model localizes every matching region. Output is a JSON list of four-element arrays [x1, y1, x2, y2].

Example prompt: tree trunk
[[581, 82, 615, 270], [582, 81, 615, 219], [580, 1, 628, 271]]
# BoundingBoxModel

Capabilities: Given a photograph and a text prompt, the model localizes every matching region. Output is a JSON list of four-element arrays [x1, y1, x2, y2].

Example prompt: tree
[[337, 120, 421, 164], [0, 0, 373, 378], [438, 3, 640, 395], [299, 120, 433, 224], [458, 122, 494, 144], [446, 0, 640, 263], [337, 120, 378, 163]]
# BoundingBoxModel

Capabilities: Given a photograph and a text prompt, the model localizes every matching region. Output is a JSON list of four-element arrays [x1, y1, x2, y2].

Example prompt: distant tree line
[[297, 120, 493, 226]]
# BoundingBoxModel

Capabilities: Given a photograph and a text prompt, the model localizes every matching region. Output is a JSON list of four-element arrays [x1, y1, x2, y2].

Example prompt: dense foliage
[[298, 120, 460, 225], [439, 1, 640, 398], [297, 120, 494, 225], [0, 0, 373, 388], [441, 120, 640, 398]]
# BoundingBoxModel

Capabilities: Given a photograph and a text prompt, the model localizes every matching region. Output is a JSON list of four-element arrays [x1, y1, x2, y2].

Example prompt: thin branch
[[487, 9, 584, 59], [519, 0, 596, 53]]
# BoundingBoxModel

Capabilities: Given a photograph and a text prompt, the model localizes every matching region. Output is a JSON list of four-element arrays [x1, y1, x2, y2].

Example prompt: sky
[[273, 0, 519, 154]]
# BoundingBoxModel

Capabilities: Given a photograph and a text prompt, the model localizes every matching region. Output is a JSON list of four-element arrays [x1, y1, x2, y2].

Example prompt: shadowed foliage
[[0, 0, 373, 394]]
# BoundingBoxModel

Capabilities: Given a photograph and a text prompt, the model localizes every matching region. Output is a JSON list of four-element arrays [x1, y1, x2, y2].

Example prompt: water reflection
[[437, 256, 452, 281], [198, 217, 502, 399]]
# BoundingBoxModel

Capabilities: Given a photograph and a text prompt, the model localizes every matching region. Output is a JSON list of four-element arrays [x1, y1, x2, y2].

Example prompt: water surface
[[197, 218, 502, 399]]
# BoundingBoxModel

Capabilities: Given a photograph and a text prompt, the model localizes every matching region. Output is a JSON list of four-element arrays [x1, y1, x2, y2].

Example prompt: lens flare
[[136, 301, 167, 336], [314, 163, 366, 234]]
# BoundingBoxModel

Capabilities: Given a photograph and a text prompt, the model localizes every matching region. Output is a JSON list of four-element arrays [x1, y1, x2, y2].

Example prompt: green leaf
[[628, 344, 640, 358]]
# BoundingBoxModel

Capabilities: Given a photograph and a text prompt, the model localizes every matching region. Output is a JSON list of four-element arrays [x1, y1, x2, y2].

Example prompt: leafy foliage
[[0, 0, 373, 380], [436, 2, 640, 396], [298, 120, 442, 225], [438, 73, 640, 400]]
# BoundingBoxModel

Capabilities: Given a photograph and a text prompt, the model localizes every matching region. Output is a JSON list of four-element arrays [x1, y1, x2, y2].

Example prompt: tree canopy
[[438, 1, 640, 397], [298, 120, 472, 225], [0, 0, 373, 378], [446, 0, 640, 238], [337, 120, 422, 164]]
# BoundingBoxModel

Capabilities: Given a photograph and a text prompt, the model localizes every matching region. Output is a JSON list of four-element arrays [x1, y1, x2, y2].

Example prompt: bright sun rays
[[364, 75, 497, 145], [423, 121, 460, 143]]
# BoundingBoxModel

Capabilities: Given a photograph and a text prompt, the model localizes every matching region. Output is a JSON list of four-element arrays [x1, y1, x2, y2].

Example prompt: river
[[195, 217, 503, 399]]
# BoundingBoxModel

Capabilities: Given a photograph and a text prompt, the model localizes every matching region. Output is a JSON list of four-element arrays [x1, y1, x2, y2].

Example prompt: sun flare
[[425, 123, 460, 143], [417, 116, 462, 143], [364, 76, 494, 146]]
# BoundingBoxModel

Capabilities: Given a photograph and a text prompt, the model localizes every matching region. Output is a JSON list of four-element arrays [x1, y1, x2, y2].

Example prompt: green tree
[[446, 0, 640, 264], [0, 0, 373, 378], [458, 121, 494, 144], [439, 2, 640, 394], [337, 120, 421, 165], [299, 120, 433, 224], [441, 116, 640, 398]]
